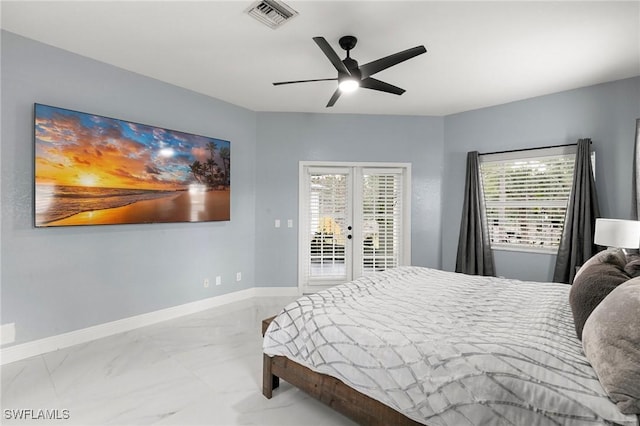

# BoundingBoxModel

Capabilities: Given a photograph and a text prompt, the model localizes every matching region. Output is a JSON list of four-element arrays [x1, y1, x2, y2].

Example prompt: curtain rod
[[479, 141, 589, 157]]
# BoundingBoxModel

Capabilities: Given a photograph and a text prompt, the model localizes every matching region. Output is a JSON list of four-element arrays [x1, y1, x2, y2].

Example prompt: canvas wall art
[[34, 104, 230, 227]]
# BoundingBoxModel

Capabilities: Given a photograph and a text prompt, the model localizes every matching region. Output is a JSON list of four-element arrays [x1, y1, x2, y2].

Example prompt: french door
[[299, 162, 411, 293]]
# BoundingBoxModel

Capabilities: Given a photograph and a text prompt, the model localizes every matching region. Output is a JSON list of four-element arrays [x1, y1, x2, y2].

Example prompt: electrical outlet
[[203, 278, 210, 288], [1, 323, 16, 345], [216, 276, 222, 286], [236, 272, 242, 282]]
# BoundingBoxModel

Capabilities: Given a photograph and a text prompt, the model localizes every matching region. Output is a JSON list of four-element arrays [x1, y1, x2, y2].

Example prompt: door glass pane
[[361, 172, 401, 274], [309, 174, 348, 279]]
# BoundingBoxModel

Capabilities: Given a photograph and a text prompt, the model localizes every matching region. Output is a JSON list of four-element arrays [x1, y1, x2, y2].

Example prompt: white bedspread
[[263, 266, 639, 426]]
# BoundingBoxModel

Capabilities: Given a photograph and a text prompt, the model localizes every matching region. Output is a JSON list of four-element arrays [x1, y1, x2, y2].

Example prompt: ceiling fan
[[273, 36, 427, 107]]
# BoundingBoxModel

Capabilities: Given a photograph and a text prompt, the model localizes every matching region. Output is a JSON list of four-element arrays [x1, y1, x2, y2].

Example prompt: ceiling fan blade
[[313, 37, 350, 75], [273, 78, 337, 86], [360, 77, 405, 95], [326, 88, 341, 107], [359, 46, 427, 79]]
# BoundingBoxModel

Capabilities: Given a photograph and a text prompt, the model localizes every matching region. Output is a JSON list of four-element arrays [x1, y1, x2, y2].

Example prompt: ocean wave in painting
[[35, 184, 181, 225]]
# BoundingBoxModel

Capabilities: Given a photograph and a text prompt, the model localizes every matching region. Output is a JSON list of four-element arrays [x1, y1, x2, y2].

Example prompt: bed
[[262, 264, 640, 425]]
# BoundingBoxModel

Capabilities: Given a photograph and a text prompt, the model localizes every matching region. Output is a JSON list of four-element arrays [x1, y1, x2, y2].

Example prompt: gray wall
[[254, 113, 444, 286], [3, 30, 639, 347], [1, 32, 258, 345], [442, 77, 640, 281]]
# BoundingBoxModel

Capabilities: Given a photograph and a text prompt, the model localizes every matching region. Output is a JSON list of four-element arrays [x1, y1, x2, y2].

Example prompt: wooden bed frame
[[261, 316, 423, 426]]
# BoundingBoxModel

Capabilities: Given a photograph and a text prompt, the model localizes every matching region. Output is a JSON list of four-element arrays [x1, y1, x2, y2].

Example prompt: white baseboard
[[0, 287, 299, 366], [252, 286, 300, 297]]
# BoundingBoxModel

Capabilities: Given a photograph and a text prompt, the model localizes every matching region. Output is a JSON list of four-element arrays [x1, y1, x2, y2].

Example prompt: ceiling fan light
[[338, 79, 359, 93]]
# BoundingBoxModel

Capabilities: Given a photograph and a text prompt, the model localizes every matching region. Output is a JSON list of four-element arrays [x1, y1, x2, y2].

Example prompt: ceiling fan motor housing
[[342, 58, 361, 78]]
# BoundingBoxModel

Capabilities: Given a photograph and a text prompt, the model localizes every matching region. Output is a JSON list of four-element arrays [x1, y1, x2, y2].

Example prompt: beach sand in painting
[[48, 190, 230, 226]]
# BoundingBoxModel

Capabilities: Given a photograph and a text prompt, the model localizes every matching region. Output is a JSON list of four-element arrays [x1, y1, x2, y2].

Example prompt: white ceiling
[[2, 1, 639, 116]]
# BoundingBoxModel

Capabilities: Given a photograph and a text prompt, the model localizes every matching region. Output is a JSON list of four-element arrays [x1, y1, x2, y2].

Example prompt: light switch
[[287, 219, 293, 228], [275, 219, 281, 228]]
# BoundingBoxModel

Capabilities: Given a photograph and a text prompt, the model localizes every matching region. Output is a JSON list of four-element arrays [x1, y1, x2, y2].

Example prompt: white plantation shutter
[[479, 146, 592, 253], [359, 169, 403, 274], [306, 171, 350, 281]]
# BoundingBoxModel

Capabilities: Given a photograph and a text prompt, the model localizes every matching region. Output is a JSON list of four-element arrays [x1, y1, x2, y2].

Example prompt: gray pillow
[[574, 248, 626, 282], [582, 278, 640, 414], [569, 250, 630, 340], [624, 255, 640, 278]]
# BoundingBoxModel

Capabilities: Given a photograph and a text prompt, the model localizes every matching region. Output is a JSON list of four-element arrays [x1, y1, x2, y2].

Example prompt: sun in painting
[[78, 174, 99, 187]]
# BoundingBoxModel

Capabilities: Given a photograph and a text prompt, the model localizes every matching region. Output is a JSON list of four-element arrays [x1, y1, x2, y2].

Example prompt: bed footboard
[[262, 315, 421, 424], [262, 354, 423, 425]]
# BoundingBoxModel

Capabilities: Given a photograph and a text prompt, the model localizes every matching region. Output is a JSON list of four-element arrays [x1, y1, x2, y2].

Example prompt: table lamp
[[594, 218, 640, 253]]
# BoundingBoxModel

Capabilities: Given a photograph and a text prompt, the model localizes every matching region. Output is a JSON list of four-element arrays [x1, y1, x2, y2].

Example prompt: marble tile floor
[[1, 297, 357, 426]]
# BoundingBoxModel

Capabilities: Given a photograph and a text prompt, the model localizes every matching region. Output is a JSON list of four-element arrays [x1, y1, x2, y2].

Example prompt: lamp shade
[[594, 218, 640, 249]]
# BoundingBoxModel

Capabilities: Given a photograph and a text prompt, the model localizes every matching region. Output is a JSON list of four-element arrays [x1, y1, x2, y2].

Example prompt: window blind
[[479, 147, 578, 252]]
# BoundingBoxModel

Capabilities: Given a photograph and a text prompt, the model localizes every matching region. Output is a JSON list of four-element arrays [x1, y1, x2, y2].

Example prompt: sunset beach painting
[[34, 104, 230, 227]]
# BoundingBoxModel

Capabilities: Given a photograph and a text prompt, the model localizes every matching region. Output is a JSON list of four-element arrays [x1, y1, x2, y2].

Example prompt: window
[[479, 145, 593, 253]]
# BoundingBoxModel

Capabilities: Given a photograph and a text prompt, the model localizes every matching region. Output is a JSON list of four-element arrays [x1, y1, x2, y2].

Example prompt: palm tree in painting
[[206, 158, 217, 185], [189, 141, 229, 189], [190, 161, 205, 184], [206, 142, 217, 162], [219, 146, 230, 186]]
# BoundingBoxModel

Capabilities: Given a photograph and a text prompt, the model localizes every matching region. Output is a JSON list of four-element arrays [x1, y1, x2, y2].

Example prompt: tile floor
[[1, 297, 357, 425]]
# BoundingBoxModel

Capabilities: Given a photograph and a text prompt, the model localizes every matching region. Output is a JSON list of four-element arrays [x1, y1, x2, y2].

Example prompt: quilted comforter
[[263, 266, 638, 426]]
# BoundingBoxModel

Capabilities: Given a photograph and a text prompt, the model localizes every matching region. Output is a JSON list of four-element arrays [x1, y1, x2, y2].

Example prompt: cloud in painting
[[34, 105, 230, 191]]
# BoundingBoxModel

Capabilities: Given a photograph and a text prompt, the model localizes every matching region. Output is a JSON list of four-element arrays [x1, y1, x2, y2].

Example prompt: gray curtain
[[632, 119, 640, 219], [455, 151, 495, 276], [553, 139, 600, 284]]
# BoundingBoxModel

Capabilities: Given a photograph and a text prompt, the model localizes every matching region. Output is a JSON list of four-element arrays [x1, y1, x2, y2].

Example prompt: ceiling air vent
[[246, 0, 298, 29]]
